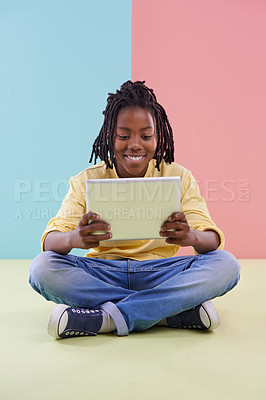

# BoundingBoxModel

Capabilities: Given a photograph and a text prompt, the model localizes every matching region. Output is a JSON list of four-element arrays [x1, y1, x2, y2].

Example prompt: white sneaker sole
[[48, 304, 70, 339], [201, 301, 220, 331]]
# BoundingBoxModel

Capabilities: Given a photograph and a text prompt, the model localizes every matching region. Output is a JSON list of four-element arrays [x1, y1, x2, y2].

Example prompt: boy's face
[[113, 107, 158, 178]]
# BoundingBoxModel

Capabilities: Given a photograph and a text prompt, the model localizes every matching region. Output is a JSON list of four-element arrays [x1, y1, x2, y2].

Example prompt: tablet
[[86, 176, 181, 241]]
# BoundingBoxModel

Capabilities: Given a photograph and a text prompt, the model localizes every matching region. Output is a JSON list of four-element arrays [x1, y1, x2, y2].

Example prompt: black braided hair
[[89, 80, 174, 171]]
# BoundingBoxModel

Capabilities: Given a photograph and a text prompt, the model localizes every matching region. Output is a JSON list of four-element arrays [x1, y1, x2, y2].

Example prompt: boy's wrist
[[68, 230, 76, 251], [189, 229, 200, 248], [192, 229, 220, 254]]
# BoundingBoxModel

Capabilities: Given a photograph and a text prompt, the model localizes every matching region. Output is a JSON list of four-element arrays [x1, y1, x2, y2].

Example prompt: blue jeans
[[29, 250, 240, 336]]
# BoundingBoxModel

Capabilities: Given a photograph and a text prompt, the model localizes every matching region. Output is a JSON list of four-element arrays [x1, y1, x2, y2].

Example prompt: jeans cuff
[[100, 301, 129, 336]]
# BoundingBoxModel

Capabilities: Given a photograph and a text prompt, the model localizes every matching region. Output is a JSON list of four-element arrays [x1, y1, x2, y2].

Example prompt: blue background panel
[[0, 0, 131, 258]]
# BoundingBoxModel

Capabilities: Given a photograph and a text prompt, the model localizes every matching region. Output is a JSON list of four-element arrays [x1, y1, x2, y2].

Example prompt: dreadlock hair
[[89, 80, 175, 171]]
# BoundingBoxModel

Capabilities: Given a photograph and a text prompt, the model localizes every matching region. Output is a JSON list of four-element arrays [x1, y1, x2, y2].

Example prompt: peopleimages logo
[[13, 177, 250, 221], [13, 178, 250, 203]]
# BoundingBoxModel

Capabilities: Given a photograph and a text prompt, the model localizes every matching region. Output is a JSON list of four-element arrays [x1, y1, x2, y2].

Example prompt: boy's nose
[[129, 143, 141, 150], [128, 137, 141, 150]]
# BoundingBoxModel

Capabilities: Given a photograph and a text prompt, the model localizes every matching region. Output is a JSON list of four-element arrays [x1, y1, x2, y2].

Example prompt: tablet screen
[[86, 177, 181, 241]]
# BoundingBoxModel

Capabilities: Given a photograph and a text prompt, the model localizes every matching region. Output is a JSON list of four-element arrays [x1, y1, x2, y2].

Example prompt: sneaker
[[165, 301, 220, 331], [48, 304, 103, 339]]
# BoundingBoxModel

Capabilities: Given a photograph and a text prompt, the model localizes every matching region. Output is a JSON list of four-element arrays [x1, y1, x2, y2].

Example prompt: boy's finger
[[90, 232, 112, 240], [160, 222, 185, 235], [168, 212, 186, 222], [80, 212, 100, 225], [85, 222, 111, 233], [161, 218, 187, 232]]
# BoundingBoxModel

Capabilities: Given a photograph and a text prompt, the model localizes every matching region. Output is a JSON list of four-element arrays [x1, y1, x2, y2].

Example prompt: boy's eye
[[118, 135, 129, 139], [117, 134, 153, 140]]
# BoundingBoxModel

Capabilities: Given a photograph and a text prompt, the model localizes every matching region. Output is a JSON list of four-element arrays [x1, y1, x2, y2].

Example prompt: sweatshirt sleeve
[[180, 169, 225, 250], [40, 175, 86, 251]]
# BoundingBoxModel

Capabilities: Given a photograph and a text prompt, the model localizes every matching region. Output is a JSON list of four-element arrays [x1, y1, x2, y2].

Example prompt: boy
[[29, 81, 240, 338]]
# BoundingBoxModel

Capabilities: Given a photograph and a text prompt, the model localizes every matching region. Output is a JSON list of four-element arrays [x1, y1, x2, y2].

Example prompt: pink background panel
[[132, 0, 266, 258]]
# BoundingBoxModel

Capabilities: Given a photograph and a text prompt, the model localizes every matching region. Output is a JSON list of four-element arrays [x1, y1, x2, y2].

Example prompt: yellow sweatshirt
[[41, 159, 224, 260]]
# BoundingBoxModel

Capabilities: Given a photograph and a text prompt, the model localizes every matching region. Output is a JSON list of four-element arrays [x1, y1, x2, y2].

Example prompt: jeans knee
[[29, 251, 55, 289], [216, 250, 241, 285]]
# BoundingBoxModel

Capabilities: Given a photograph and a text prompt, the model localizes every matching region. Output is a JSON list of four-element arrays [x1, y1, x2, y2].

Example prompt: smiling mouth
[[125, 155, 145, 161]]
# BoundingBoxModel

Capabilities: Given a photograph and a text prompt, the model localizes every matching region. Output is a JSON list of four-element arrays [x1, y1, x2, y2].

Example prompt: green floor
[[1, 259, 266, 400]]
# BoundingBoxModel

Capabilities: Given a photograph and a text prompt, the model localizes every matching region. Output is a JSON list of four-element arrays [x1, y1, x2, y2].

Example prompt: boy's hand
[[71, 212, 112, 249], [159, 212, 196, 247]]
